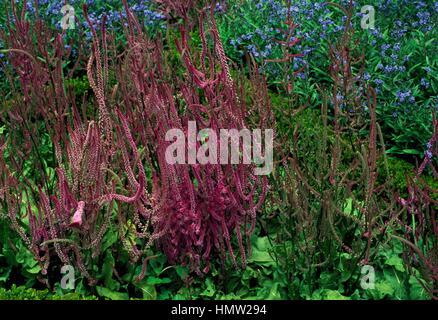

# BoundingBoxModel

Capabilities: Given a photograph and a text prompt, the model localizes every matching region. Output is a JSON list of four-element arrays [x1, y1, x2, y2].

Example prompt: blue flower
[[420, 78, 430, 88], [396, 90, 413, 103], [296, 72, 306, 80], [215, 2, 224, 14], [247, 44, 259, 57], [374, 79, 384, 86], [416, 11, 430, 25], [381, 44, 391, 52]]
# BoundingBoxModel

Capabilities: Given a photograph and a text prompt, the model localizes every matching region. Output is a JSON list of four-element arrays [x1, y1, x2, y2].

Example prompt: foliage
[[0, 0, 271, 287], [216, 0, 437, 157], [0, 284, 97, 300], [0, 0, 436, 301]]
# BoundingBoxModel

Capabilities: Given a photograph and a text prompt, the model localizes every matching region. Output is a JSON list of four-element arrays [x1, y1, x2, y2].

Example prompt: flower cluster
[[13, 0, 166, 33]]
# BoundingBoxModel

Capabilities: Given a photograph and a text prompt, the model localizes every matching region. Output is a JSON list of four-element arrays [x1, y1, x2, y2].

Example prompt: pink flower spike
[[71, 201, 85, 228]]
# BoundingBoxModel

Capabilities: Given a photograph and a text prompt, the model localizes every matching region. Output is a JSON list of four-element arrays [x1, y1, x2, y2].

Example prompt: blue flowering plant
[[216, 0, 437, 157]]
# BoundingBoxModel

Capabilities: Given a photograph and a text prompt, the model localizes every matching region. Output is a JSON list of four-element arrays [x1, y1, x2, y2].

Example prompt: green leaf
[[266, 282, 281, 300], [376, 281, 394, 297], [200, 277, 216, 297], [101, 229, 118, 252], [409, 276, 428, 300], [100, 252, 119, 291], [0, 267, 11, 283], [385, 255, 405, 272], [26, 264, 42, 274], [137, 282, 157, 300], [401, 149, 421, 155], [96, 286, 128, 300], [146, 276, 172, 285], [248, 237, 275, 266], [324, 290, 350, 300], [174, 265, 189, 280], [382, 269, 408, 299]]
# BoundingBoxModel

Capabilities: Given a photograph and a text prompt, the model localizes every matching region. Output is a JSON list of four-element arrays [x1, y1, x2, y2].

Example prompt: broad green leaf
[[323, 290, 350, 300], [385, 255, 405, 272], [174, 265, 189, 280], [101, 252, 119, 291], [96, 286, 128, 300], [146, 276, 172, 285], [26, 264, 41, 274], [266, 282, 281, 300], [101, 229, 118, 252], [248, 237, 275, 266], [0, 267, 11, 282], [138, 283, 157, 300], [408, 276, 428, 300], [200, 277, 216, 297], [401, 149, 421, 155], [375, 281, 394, 297]]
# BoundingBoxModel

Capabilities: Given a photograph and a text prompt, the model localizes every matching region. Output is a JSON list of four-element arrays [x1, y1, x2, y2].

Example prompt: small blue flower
[[247, 44, 259, 57], [396, 90, 413, 103], [381, 44, 391, 52], [374, 79, 384, 86], [420, 78, 430, 88]]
